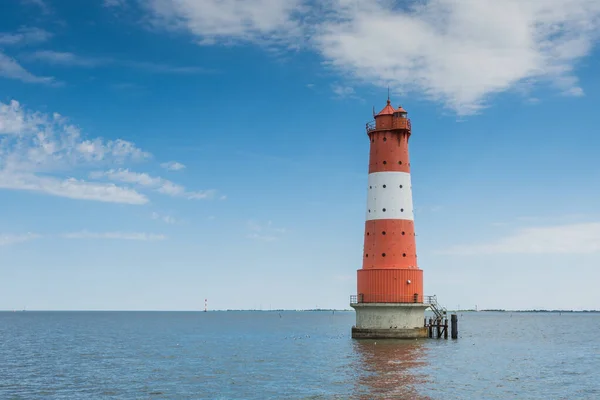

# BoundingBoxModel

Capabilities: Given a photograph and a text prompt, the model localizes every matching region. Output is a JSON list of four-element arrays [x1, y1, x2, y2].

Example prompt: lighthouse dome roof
[[376, 99, 396, 116]]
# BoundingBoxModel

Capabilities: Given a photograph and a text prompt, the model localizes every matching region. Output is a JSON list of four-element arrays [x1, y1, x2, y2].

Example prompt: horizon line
[[2, 309, 600, 313]]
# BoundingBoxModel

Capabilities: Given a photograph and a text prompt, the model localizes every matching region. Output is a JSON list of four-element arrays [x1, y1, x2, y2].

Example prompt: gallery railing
[[350, 293, 423, 304]]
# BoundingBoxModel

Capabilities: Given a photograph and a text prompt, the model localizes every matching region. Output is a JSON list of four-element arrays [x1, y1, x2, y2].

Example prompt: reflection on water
[[352, 339, 433, 399]]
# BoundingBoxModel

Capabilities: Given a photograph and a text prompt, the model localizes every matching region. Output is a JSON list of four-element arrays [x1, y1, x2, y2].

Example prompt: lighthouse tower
[[350, 98, 428, 339]]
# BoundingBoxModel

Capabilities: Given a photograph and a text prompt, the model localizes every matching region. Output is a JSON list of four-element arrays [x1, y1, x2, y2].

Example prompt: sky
[[1, 0, 600, 311]]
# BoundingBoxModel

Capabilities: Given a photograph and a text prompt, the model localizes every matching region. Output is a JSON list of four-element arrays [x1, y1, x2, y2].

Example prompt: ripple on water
[[0, 311, 599, 399]]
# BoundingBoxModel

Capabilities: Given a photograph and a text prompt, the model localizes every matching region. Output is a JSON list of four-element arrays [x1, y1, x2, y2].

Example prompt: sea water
[[1, 311, 598, 399]]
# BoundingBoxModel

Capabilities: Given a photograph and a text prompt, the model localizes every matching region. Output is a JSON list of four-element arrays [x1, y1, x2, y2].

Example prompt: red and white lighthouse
[[350, 98, 428, 339]]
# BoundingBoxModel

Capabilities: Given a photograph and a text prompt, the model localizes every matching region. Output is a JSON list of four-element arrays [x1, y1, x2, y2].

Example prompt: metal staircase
[[424, 295, 447, 320]]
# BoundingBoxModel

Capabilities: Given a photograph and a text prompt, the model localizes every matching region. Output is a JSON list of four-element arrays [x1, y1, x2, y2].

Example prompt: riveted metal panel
[[362, 219, 417, 269], [357, 269, 423, 303]]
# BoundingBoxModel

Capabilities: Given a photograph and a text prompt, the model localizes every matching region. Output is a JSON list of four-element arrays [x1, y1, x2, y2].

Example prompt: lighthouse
[[350, 98, 429, 339]]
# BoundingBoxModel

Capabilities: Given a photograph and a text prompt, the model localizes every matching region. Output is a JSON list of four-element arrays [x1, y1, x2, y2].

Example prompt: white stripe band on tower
[[366, 171, 414, 221]]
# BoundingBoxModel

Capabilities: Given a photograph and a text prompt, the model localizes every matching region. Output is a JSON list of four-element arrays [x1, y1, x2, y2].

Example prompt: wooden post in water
[[451, 314, 458, 339], [444, 318, 448, 339], [436, 319, 441, 338], [428, 318, 433, 338]]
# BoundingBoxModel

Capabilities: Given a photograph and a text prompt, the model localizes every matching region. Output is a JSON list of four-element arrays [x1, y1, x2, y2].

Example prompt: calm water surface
[[1, 311, 599, 399]]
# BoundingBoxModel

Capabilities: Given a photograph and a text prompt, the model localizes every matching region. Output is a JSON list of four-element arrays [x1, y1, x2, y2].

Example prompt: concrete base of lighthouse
[[350, 303, 429, 339]]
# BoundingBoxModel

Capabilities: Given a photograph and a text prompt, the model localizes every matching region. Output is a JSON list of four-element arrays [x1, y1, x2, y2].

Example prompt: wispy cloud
[[90, 168, 216, 200], [246, 219, 287, 241], [141, 0, 304, 46], [20, 0, 51, 14], [141, 0, 600, 115], [0, 231, 166, 246], [0, 52, 57, 85], [62, 231, 166, 241], [24, 50, 213, 74], [0, 27, 56, 84], [0, 99, 157, 204], [0, 173, 148, 204], [331, 83, 357, 99], [439, 222, 600, 255], [25, 51, 103, 67], [122, 60, 213, 74], [151, 211, 177, 224], [160, 161, 185, 171], [0, 27, 52, 46], [103, 0, 127, 7], [0, 232, 41, 247]]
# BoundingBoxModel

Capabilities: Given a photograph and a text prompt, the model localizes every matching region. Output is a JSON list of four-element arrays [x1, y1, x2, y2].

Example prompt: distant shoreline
[[2, 309, 599, 313]]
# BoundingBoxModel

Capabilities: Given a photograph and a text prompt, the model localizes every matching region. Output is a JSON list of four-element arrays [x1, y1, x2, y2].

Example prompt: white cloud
[[151, 211, 177, 224], [0, 27, 55, 85], [20, 0, 51, 13], [0, 52, 56, 85], [142, 0, 304, 45], [142, 0, 600, 114], [314, 0, 600, 114], [0, 100, 149, 171], [160, 161, 186, 171], [122, 60, 212, 74], [103, 0, 127, 7], [24, 50, 213, 74], [331, 83, 357, 99], [91, 168, 216, 200], [246, 219, 286, 241], [26, 51, 103, 67], [0, 99, 152, 204], [1, 231, 165, 246], [0, 173, 148, 204], [439, 222, 600, 255], [0, 27, 52, 46], [62, 231, 166, 241], [0, 233, 41, 246]]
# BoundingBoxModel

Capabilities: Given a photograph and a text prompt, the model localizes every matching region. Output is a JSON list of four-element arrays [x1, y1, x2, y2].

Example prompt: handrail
[[424, 295, 448, 320], [366, 118, 411, 133], [350, 293, 424, 304], [350, 294, 448, 319]]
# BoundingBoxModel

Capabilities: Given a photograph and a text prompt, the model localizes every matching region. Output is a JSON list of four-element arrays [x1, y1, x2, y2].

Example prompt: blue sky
[[1, 0, 600, 311]]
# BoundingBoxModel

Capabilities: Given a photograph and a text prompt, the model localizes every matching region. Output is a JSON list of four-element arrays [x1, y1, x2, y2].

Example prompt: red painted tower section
[[357, 99, 423, 304]]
